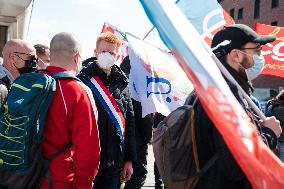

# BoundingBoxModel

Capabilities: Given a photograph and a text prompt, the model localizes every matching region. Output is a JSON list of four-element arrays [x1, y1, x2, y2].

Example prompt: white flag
[[128, 34, 193, 117]]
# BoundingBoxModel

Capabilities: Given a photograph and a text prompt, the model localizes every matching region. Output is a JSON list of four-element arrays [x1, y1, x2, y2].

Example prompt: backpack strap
[[46, 170, 54, 189], [198, 153, 218, 177], [185, 90, 197, 105], [47, 143, 72, 162], [51, 72, 81, 82], [45, 143, 72, 189], [51, 72, 82, 115], [38, 70, 81, 82], [190, 95, 218, 185]]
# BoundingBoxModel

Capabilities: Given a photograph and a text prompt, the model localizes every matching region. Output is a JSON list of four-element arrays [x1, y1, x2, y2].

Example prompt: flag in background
[[255, 23, 284, 78], [101, 22, 128, 66], [143, 0, 234, 47], [177, 0, 234, 45], [139, 0, 284, 188], [127, 34, 193, 117]]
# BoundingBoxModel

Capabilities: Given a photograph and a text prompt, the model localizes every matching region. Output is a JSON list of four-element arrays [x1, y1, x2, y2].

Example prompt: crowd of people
[[0, 23, 283, 189]]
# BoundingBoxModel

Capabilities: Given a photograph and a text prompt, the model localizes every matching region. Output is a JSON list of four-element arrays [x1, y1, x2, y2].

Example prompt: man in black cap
[[190, 24, 282, 189]]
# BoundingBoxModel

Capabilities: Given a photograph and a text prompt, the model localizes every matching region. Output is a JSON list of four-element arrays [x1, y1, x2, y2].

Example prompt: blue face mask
[[245, 53, 265, 80]]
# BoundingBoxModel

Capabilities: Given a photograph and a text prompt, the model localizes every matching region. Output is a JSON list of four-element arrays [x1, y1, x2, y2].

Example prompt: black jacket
[[193, 62, 277, 189], [132, 99, 153, 145], [78, 58, 137, 176], [267, 99, 284, 141]]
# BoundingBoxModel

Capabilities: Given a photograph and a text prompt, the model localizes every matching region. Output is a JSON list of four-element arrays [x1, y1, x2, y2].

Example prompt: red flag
[[255, 23, 284, 78], [203, 10, 235, 45], [140, 1, 284, 188]]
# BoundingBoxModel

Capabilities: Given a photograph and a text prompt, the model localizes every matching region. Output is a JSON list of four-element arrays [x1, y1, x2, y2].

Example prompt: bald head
[[2, 39, 36, 60], [2, 39, 36, 78], [50, 32, 82, 74], [50, 32, 82, 63]]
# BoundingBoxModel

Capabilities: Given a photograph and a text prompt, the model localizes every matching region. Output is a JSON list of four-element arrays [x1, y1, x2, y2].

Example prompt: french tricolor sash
[[85, 75, 126, 146]]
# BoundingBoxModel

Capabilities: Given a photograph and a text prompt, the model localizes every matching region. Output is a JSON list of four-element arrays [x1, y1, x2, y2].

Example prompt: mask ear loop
[[74, 52, 82, 75], [13, 54, 23, 72], [233, 50, 248, 72]]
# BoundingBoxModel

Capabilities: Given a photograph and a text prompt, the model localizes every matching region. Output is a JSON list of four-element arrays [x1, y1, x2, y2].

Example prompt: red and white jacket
[[41, 66, 100, 189]]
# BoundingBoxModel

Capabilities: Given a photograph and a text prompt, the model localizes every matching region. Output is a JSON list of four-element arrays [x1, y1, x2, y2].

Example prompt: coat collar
[[79, 57, 128, 85]]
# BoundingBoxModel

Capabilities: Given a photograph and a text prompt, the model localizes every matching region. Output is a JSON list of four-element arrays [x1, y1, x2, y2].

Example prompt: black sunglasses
[[13, 52, 38, 61]]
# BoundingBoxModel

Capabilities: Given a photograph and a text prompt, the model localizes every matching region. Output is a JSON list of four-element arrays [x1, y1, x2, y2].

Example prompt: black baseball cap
[[211, 24, 276, 57]]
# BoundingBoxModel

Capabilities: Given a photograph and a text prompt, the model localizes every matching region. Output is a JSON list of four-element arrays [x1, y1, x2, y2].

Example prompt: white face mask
[[38, 62, 49, 69], [245, 53, 265, 80], [97, 52, 116, 70]]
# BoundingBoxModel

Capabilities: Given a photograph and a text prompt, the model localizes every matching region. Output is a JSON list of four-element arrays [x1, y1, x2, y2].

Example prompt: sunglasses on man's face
[[13, 52, 38, 62], [13, 52, 38, 69]]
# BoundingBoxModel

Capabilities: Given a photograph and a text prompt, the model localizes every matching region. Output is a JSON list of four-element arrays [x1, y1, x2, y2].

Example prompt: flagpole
[[211, 54, 267, 121], [142, 0, 181, 40], [142, 26, 155, 40], [141, 28, 267, 120]]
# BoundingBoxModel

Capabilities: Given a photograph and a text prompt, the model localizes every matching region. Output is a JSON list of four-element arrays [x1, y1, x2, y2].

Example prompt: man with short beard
[[78, 32, 136, 189], [191, 24, 282, 189]]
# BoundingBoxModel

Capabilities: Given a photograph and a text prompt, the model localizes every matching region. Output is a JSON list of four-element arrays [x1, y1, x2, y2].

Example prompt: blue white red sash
[[85, 75, 126, 146]]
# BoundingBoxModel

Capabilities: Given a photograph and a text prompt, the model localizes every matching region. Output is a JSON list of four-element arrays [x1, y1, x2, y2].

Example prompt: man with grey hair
[[0, 39, 37, 105], [40, 32, 100, 189]]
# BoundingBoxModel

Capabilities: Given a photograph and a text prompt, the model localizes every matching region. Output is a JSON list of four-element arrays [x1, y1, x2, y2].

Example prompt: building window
[[238, 8, 244, 19], [271, 21, 278, 26], [272, 0, 279, 8], [254, 0, 260, 19], [0, 26, 8, 56], [230, 8, 235, 19]]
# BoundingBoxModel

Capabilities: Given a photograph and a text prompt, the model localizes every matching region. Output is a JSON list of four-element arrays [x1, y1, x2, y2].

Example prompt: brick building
[[218, 0, 284, 28]]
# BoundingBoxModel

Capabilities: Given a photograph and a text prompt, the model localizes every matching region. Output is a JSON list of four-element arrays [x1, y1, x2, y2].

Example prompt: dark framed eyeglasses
[[13, 52, 38, 68], [239, 44, 262, 52], [13, 52, 38, 61]]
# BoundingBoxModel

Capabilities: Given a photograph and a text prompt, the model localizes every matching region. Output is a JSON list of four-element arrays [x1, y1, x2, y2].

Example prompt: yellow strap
[[32, 84, 44, 89], [11, 83, 43, 91]]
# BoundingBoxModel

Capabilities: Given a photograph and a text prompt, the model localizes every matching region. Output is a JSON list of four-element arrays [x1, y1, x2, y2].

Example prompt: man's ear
[[9, 52, 16, 62], [229, 49, 242, 64], [73, 52, 79, 64], [114, 49, 119, 60], [94, 49, 98, 57]]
